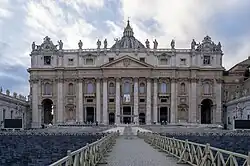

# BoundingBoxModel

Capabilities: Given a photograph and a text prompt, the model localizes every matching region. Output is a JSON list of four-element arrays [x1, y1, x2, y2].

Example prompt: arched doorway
[[42, 99, 53, 124], [86, 107, 95, 123], [159, 107, 168, 123], [201, 99, 213, 124], [139, 113, 145, 125], [109, 113, 115, 125]]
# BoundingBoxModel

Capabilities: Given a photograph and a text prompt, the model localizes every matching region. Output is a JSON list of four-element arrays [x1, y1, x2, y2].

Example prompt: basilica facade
[[28, 21, 224, 128]]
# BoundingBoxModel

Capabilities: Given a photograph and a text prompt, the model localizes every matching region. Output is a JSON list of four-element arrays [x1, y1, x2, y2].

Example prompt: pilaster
[[189, 78, 198, 123], [215, 78, 222, 124], [115, 78, 121, 124], [170, 78, 177, 123], [102, 78, 108, 124], [96, 78, 101, 123], [31, 80, 39, 128], [77, 79, 83, 122], [56, 78, 64, 124], [146, 78, 152, 124], [153, 78, 158, 123], [133, 78, 139, 124]]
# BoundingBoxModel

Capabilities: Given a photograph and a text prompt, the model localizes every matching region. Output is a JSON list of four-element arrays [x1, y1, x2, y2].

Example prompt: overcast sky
[[0, 0, 250, 96]]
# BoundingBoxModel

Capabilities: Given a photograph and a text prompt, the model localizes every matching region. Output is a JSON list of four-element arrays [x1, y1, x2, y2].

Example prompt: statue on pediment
[[6, 89, 10, 96], [13, 92, 17, 98], [145, 39, 150, 48], [114, 38, 119, 49], [0, 87, 2, 93], [78, 40, 83, 49], [171, 39, 175, 49], [191, 39, 196, 50], [217, 42, 222, 51], [32, 42, 36, 51], [58, 40, 63, 50], [97, 39, 101, 49], [153, 39, 158, 49], [104, 39, 107, 49], [39, 36, 57, 51]]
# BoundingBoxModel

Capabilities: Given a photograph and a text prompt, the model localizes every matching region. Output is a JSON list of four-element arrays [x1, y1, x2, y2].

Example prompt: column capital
[[215, 78, 223, 83], [103, 77, 108, 82], [190, 77, 199, 83], [76, 78, 84, 83], [146, 77, 152, 82], [170, 78, 177, 83], [133, 77, 139, 82], [115, 77, 121, 82]]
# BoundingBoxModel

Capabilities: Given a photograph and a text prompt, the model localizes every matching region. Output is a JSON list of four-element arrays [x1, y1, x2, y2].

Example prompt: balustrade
[[138, 132, 250, 166]]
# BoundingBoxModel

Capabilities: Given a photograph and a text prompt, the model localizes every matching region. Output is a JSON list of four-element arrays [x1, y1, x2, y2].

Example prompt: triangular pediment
[[101, 55, 153, 69]]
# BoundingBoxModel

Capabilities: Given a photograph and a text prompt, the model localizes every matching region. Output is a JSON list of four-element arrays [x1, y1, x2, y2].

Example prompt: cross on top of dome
[[123, 19, 134, 37]]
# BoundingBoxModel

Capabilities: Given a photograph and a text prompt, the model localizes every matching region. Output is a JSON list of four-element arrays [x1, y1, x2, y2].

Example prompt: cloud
[[0, 0, 250, 96]]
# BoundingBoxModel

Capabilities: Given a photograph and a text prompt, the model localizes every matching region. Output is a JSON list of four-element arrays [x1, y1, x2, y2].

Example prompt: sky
[[0, 0, 250, 97]]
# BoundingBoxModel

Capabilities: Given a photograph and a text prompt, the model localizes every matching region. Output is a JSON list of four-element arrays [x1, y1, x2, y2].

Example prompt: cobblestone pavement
[[106, 136, 188, 166]]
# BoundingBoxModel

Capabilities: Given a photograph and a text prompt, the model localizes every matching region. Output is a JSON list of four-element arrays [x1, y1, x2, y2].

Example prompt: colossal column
[[133, 78, 139, 124], [77, 79, 83, 122], [102, 78, 108, 124], [153, 78, 158, 123], [189, 78, 198, 123], [96, 78, 101, 123], [57, 78, 64, 124], [31, 79, 39, 128], [146, 78, 152, 124], [170, 78, 177, 123], [215, 78, 222, 124], [115, 78, 121, 124]]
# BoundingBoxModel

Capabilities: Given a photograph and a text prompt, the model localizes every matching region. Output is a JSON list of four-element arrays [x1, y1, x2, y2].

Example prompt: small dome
[[111, 20, 145, 49]]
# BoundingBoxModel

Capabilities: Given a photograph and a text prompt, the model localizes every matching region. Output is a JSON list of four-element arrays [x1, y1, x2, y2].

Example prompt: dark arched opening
[[201, 99, 213, 124], [42, 99, 53, 124], [139, 113, 145, 125], [109, 113, 115, 125], [159, 107, 168, 123], [86, 107, 95, 123]]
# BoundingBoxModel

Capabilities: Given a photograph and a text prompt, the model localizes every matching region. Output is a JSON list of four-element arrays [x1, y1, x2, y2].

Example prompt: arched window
[[180, 83, 185, 94], [160, 82, 167, 93], [139, 82, 145, 94], [87, 82, 94, 93], [109, 82, 115, 94], [44, 83, 52, 95], [68, 83, 74, 95], [203, 83, 210, 94], [124, 81, 130, 94]]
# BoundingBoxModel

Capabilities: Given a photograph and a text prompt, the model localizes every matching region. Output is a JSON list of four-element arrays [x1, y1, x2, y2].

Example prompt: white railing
[[138, 132, 250, 166], [49, 132, 118, 166]]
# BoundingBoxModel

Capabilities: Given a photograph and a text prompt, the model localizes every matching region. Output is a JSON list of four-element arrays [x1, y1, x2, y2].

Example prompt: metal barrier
[[138, 132, 250, 166], [49, 132, 118, 166]]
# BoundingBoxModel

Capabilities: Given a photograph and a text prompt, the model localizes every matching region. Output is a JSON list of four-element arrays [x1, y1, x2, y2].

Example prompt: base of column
[[31, 122, 41, 129]]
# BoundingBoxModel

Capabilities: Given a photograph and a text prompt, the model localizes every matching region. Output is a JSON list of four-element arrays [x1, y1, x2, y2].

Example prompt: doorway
[[109, 113, 115, 125], [139, 113, 146, 125], [159, 107, 168, 123], [86, 107, 95, 123], [123, 106, 131, 124], [201, 99, 213, 124], [42, 99, 53, 124]]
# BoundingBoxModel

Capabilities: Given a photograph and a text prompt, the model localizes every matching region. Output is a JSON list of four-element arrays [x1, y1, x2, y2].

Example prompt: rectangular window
[[160, 58, 168, 65], [203, 56, 211, 65], [85, 58, 94, 65], [86, 99, 93, 103], [109, 98, 115, 102], [139, 58, 145, 62], [139, 98, 145, 102], [180, 58, 186, 65], [68, 58, 74, 65], [109, 58, 114, 62], [44, 56, 51, 65]]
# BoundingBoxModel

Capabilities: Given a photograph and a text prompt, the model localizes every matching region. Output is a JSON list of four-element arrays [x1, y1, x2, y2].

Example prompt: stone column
[[189, 78, 198, 123], [57, 79, 64, 124], [102, 78, 108, 125], [31, 80, 39, 128], [146, 78, 152, 124], [215, 79, 222, 124], [77, 79, 83, 123], [133, 78, 139, 124], [96, 78, 101, 123], [153, 78, 158, 123], [170, 79, 177, 123], [115, 78, 121, 124]]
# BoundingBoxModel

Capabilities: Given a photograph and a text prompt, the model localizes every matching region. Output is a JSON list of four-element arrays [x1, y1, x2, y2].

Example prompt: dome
[[111, 20, 145, 49]]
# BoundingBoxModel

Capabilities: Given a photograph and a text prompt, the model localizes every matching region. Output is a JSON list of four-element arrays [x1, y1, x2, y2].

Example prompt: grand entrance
[[201, 99, 213, 124], [42, 99, 53, 124], [109, 113, 115, 125], [86, 107, 95, 123], [159, 107, 168, 123], [123, 106, 131, 124], [139, 113, 145, 125]]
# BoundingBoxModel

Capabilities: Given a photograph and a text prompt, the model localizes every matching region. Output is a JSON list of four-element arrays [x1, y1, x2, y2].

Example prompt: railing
[[49, 132, 118, 166], [138, 132, 250, 166]]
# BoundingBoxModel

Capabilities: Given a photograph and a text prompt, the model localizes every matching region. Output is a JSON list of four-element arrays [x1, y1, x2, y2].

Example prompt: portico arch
[[201, 99, 213, 124], [41, 99, 53, 124]]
